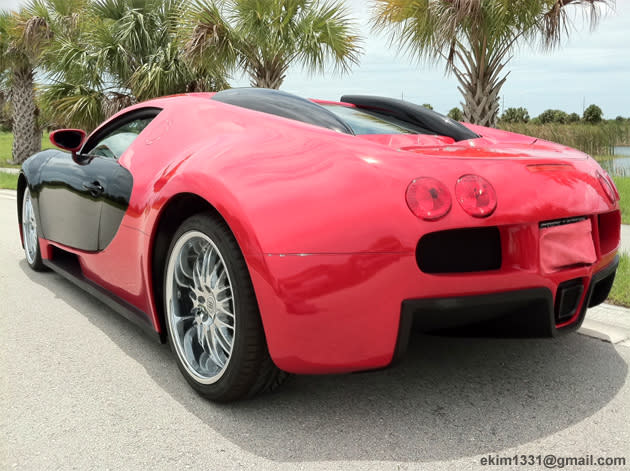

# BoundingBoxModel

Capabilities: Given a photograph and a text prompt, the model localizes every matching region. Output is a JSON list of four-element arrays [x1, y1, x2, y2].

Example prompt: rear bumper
[[393, 255, 619, 364], [252, 246, 619, 375]]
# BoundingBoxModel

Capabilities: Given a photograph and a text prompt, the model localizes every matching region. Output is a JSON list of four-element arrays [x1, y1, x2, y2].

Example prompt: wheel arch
[[150, 193, 219, 341], [149, 192, 266, 343]]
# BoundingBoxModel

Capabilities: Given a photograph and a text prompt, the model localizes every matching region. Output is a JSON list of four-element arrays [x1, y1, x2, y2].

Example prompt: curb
[[0, 167, 19, 174], [621, 225, 630, 254], [579, 303, 630, 345], [0, 189, 17, 199]]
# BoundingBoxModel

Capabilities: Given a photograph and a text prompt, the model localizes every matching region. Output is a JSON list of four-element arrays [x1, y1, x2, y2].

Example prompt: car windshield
[[319, 103, 425, 135]]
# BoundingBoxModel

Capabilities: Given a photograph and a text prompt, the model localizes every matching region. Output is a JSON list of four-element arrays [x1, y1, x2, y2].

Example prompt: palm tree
[[184, 0, 362, 89], [0, 26, 12, 131], [0, 0, 87, 163], [0, 7, 46, 164], [41, 0, 229, 131], [371, 0, 612, 127]]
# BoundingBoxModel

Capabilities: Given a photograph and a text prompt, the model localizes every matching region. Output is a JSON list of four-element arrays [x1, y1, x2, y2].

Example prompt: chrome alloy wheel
[[165, 231, 236, 384], [22, 188, 38, 265]]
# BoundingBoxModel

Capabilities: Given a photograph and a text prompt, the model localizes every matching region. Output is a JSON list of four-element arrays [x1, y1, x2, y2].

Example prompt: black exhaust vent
[[589, 271, 616, 308], [416, 227, 501, 274], [555, 279, 584, 323]]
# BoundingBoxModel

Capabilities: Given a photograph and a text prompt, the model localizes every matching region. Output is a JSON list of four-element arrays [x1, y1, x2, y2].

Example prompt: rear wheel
[[163, 212, 286, 401], [21, 187, 45, 271]]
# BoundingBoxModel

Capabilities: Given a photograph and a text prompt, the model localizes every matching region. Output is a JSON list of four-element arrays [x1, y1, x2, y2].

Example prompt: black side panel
[[36, 152, 101, 250], [98, 164, 133, 249], [212, 88, 354, 135], [21, 149, 68, 241], [21, 149, 58, 189], [340, 95, 479, 142], [31, 151, 133, 251]]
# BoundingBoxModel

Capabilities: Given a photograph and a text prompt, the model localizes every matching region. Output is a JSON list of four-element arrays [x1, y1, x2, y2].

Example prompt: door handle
[[83, 181, 104, 197]]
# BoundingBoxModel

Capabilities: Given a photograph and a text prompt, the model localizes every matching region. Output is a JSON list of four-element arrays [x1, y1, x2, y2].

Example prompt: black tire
[[21, 187, 45, 271], [163, 212, 287, 401]]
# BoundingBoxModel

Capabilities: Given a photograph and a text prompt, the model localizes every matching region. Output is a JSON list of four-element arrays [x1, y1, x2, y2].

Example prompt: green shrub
[[583, 104, 603, 124], [448, 107, 463, 121], [500, 107, 530, 124], [538, 109, 569, 124]]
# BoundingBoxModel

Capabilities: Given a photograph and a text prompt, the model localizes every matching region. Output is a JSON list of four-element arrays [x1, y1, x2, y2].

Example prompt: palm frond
[[295, 1, 362, 74], [184, 0, 361, 88], [542, 0, 612, 48], [40, 81, 106, 130], [182, 0, 239, 71]]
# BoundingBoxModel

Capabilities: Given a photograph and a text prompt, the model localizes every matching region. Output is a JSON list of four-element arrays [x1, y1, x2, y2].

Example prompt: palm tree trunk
[[453, 38, 508, 128], [0, 88, 11, 130], [250, 67, 286, 89], [11, 67, 41, 164], [249, 59, 287, 89]]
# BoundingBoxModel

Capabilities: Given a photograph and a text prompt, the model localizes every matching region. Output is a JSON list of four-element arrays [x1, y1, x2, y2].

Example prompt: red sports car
[[18, 88, 621, 401]]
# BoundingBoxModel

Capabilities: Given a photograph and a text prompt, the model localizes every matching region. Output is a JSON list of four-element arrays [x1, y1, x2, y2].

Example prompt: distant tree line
[[441, 104, 626, 126], [441, 103, 630, 125], [496, 106, 630, 156], [497, 104, 611, 125]]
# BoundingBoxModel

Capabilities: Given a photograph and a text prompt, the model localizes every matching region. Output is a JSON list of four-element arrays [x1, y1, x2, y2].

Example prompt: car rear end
[[219, 96, 621, 375], [395, 151, 620, 347]]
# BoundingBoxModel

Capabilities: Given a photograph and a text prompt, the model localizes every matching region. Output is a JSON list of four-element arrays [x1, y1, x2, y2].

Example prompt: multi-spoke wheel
[[21, 187, 44, 271], [164, 213, 287, 401]]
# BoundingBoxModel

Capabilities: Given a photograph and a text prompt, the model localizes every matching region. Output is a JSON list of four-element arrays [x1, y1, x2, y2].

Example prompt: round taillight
[[455, 174, 497, 217], [598, 173, 616, 203], [406, 177, 452, 220]]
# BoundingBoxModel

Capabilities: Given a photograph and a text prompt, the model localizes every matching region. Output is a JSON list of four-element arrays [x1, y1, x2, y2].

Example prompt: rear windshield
[[320, 104, 427, 135]]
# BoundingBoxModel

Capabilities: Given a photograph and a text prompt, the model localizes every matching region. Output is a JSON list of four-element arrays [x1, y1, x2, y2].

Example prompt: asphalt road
[[1, 191, 629, 471]]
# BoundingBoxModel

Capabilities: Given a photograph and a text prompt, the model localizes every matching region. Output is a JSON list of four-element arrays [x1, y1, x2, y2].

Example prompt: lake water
[[599, 146, 630, 176], [613, 145, 630, 156]]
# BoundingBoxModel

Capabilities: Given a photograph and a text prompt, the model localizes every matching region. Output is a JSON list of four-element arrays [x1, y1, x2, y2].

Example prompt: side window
[[83, 112, 159, 159]]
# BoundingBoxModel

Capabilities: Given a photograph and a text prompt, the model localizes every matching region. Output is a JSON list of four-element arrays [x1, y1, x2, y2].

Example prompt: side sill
[[42, 254, 161, 343]]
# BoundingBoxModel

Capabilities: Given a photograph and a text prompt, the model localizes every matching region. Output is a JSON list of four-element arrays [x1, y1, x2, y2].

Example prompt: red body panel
[[35, 94, 621, 374]]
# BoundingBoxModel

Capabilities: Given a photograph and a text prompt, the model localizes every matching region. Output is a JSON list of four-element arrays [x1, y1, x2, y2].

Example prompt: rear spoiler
[[340, 95, 479, 142]]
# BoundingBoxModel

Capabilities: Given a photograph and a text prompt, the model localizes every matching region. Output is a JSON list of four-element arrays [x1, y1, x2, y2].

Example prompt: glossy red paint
[[33, 93, 620, 373]]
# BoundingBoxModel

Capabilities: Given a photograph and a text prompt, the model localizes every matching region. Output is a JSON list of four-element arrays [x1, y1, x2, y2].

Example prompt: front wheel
[[21, 187, 45, 271], [163, 212, 286, 401]]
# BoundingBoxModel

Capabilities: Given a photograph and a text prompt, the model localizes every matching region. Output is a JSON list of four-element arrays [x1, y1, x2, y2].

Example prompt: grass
[[608, 252, 630, 307], [0, 131, 54, 168], [0, 172, 18, 190], [613, 177, 630, 224]]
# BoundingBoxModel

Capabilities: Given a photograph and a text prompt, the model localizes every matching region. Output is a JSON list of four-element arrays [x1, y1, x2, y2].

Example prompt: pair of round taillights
[[405, 175, 497, 221]]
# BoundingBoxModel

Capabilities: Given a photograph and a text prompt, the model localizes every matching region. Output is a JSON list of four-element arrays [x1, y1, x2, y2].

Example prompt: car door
[[38, 108, 160, 251]]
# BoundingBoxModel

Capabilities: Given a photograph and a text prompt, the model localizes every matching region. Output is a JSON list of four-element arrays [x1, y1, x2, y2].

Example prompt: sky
[[2, 0, 628, 118]]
